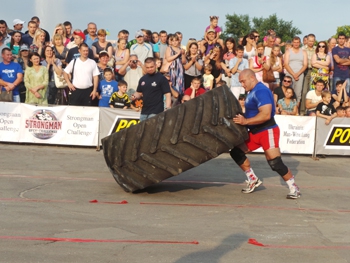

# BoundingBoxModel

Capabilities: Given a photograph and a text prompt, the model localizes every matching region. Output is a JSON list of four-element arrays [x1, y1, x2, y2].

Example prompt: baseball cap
[[207, 29, 216, 34], [20, 44, 29, 51], [135, 30, 144, 38], [13, 19, 25, 26], [99, 50, 109, 57], [73, 30, 86, 41]]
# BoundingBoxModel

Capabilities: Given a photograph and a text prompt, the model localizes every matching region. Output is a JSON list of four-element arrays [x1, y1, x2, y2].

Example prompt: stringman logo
[[110, 117, 140, 134], [25, 109, 62, 140], [324, 125, 350, 149]]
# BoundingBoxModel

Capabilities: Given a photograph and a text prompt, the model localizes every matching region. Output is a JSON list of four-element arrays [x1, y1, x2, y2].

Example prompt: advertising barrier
[[0, 102, 21, 142], [315, 117, 350, 156]]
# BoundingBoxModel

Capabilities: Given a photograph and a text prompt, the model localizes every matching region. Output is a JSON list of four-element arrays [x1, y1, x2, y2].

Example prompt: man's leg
[[229, 143, 262, 194], [264, 147, 300, 199]]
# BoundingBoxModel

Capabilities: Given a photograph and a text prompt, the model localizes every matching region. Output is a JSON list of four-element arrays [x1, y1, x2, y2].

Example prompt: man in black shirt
[[136, 57, 171, 121], [65, 30, 94, 64]]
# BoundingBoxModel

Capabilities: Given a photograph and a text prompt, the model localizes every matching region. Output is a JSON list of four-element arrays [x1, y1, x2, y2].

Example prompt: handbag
[[262, 67, 276, 83], [0, 89, 13, 102], [54, 71, 67, 89]]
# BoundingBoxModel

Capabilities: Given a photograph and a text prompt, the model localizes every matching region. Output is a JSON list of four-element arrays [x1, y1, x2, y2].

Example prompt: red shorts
[[245, 126, 280, 151]]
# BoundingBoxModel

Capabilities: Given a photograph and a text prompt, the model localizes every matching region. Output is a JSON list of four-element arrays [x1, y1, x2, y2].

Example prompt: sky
[[2, 0, 349, 43]]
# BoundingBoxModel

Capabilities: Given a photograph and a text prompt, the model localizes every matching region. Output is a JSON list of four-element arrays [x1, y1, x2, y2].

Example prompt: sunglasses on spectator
[[249, 36, 255, 40], [318, 45, 326, 48], [283, 80, 292, 83], [254, 35, 259, 38]]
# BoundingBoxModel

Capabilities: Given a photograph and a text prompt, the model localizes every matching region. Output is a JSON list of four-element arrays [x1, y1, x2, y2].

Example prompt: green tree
[[223, 13, 301, 43], [333, 25, 350, 38]]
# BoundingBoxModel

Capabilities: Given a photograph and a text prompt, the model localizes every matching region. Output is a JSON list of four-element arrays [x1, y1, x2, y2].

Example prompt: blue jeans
[[13, 95, 20, 103], [333, 77, 350, 93], [140, 113, 157, 121]]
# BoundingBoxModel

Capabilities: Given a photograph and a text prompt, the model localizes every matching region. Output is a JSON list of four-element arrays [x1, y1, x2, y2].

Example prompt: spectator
[[24, 52, 48, 104], [229, 45, 249, 99], [118, 54, 145, 97], [29, 29, 46, 55], [344, 106, 350, 117], [202, 16, 224, 49], [52, 23, 70, 47], [65, 30, 94, 64], [142, 29, 160, 58], [269, 45, 283, 91], [28, 16, 50, 44], [0, 47, 23, 102], [221, 37, 236, 87], [7, 31, 23, 60], [52, 34, 68, 68], [85, 22, 98, 48], [92, 29, 113, 62], [165, 34, 185, 98], [63, 21, 73, 41], [11, 19, 25, 35], [203, 64, 214, 91], [284, 36, 308, 112], [184, 77, 206, 98], [135, 57, 171, 121], [130, 30, 153, 63], [63, 43, 99, 106], [336, 106, 345, 117], [183, 42, 203, 89], [305, 79, 324, 116], [277, 86, 298, 115], [331, 80, 349, 108], [109, 79, 131, 109], [242, 33, 256, 60], [21, 20, 37, 47], [14, 44, 29, 102], [41, 45, 62, 104], [114, 38, 130, 80], [203, 44, 222, 88], [97, 67, 118, 107], [273, 76, 296, 106], [200, 29, 218, 56], [152, 32, 159, 44], [310, 41, 331, 90], [249, 42, 270, 87], [158, 30, 168, 59], [332, 33, 350, 93], [327, 37, 337, 91], [238, 94, 246, 113], [316, 90, 337, 125]]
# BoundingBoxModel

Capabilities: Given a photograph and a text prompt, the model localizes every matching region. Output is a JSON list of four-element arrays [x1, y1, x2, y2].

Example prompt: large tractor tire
[[102, 85, 248, 192]]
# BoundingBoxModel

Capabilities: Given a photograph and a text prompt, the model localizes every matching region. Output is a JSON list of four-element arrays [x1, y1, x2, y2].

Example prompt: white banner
[[19, 104, 99, 146], [253, 116, 316, 154], [0, 102, 21, 142]]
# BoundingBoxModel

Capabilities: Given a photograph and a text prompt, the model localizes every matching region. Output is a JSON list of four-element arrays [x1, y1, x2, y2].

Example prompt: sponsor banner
[[19, 104, 99, 146], [0, 102, 21, 142], [99, 108, 140, 145], [315, 117, 350, 155], [253, 116, 316, 154]]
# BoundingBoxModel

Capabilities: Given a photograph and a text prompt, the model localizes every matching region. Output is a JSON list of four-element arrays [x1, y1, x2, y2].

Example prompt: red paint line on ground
[[0, 198, 128, 205], [248, 238, 350, 250], [140, 202, 348, 214], [0, 236, 198, 245]]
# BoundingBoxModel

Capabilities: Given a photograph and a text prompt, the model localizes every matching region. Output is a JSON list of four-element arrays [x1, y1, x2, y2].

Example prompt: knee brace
[[268, 156, 288, 177], [229, 147, 247, 166]]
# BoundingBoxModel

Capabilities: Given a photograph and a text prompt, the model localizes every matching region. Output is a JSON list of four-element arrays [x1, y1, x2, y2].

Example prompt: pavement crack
[[18, 182, 58, 199]]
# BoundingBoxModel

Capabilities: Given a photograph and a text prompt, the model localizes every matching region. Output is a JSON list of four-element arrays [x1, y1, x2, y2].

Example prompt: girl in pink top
[[203, 16, 224, 49]]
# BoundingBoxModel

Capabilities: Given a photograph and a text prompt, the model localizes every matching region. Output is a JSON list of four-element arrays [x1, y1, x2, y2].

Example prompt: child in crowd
[[109, 80, 131, 109], [203, 16, 224, 48], [98, 68, 118, 107], [336, 106, 346, 117], [184, 77, 206, 98], [203, 64, 214, 91], [316, 90, 337, 125], [155, 58, 162, 72], [345, 106, 350, 117], [238, 94, 246, 113], [277, 87, 298, 115], [216, 80, 227, 88], [331, 80, 349, 108]]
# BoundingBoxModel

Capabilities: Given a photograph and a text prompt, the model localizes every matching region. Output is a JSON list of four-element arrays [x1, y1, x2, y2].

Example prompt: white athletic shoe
[[242, 178, 262, 194]]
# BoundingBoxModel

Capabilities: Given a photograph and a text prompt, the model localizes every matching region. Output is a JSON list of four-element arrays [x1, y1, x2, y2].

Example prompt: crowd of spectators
[[1, 16, 350, 124]]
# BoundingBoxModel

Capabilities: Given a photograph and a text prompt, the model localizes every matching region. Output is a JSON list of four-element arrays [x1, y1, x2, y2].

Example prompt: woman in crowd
[[310, 41, 331, 90], [242, 33, 256, 60], [183, 42, 203, 89], [29, 29, 46, 55], [52, 23, 70, 47], [7, 31, 23, 60], [269, 44, 283, 91], [221, 37, 236, 87], [152, 32, 159, 44], [249, 42, 270, 87], [277, 86, 298, 115], [92, 29, 113, 62], [114, 38, 130, 81], [15, 44, 30, 103], [165, 34, 185, 99], [41, 45, 63, 104], [52, 34, 68, 68], [24, 52, 49, 105], [204, 44, 222, 88]]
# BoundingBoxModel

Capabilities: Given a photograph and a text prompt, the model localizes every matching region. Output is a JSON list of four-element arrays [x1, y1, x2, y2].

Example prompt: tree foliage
[[333, 25, 350, 38], [223, 13, 301, 43]]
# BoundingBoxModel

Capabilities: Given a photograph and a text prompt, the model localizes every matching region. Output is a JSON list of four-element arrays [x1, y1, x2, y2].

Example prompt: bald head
[[240, 69, 255, 79], [239, 69, 258, 92]]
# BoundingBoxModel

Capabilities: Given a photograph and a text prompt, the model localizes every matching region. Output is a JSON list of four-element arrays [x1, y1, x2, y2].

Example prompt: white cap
[[13, 19, 25, 26]]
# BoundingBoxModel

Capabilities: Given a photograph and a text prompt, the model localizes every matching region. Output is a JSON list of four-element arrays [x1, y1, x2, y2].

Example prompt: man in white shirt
[[63, 43, 99, 106], [130, 30, 153, 63]]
